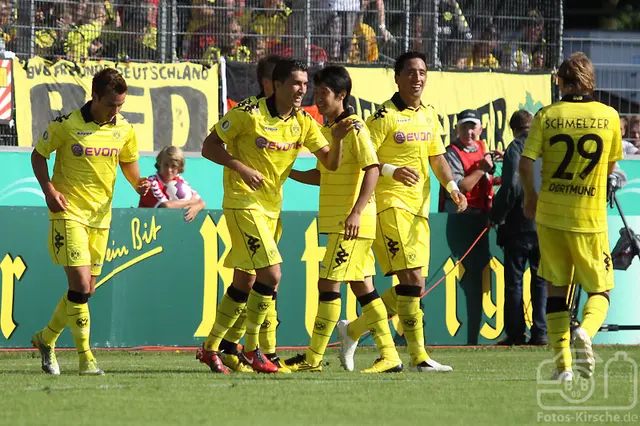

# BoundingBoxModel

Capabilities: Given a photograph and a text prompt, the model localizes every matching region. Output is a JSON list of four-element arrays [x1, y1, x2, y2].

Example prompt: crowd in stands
[[0, 0, 557, 69]]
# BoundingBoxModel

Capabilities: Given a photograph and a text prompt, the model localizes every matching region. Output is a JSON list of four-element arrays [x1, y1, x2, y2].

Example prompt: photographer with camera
[[439, 109, 502, 343], [440, 109, 502, 214]]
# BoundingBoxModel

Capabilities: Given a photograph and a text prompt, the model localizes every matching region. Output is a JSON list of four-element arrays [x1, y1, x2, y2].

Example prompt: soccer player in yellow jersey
[[30, 68, 148, 376], [520, 52, 623, 382], [199, 58, 349, 374], [283, 66, 403, 373], [338, 51, 468, 372], [216, 54, 283, 374]]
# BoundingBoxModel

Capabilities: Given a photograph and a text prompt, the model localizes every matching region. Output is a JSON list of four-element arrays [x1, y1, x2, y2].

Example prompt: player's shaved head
[[557, 52, 596, 95], [92, 68, 127, 99]]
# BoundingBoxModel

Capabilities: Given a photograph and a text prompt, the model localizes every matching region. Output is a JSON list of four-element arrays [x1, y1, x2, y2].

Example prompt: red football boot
[[196, 344, 230, 374], [241, 348, 278, 373]]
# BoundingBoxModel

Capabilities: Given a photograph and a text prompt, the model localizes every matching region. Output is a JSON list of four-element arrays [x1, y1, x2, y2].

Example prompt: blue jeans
[[502, 233, 547, 340]]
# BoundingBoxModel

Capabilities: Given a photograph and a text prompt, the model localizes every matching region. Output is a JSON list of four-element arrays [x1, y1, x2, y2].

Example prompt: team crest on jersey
[[292, 124, 301, 135], [221, 120, 231, 131], [394, 131, 407, 144], [255, 137, 268, 148], [71, 143, 84, 156], [112, 129, 121, 139]]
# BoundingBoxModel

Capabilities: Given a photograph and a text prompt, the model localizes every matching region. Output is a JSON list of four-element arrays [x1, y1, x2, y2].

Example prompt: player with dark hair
[[216, 54, 285, 374], [30, 68, 149, 376], [285, 65, 403, 373], [337, 51, 467, 372], [199, 58, 352, 374], [520, 52, 623, 382]]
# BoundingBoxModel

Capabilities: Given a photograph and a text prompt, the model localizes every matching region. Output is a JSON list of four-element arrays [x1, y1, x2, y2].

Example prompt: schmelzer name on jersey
[[544, 118, 610, 130], [548, 183, 596, 197]]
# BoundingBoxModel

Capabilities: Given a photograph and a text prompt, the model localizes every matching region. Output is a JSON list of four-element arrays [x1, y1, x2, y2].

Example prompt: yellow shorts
[[223, 209, 282, 272], [319, 234, 375, 282], [537, 224, 614, 293], [48, 219, 109, 276], [373, 208, 430, 277]]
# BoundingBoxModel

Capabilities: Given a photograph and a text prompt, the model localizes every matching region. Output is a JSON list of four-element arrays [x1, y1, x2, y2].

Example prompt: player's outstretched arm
[[429, 154, 468, 213], [120, 160, 150, 195], [289, 169, 320, 186], [519, 156, 537, 219], [202, 131, 265, 190], [345, 164, 379, 240], [31, 149, 67, 213]]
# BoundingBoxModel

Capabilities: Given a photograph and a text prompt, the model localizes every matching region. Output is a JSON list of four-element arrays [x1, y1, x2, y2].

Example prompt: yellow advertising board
[[13, 57, 219, 152], [345, 67, 551, 150]]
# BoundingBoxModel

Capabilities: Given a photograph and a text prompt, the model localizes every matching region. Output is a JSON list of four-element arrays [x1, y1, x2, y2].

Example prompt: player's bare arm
[[429, 154, 468, 213], [202, 130, 265, 190], [519, 156, 537, 219], [380, 162, 420, 186], [289, 169, 321, 186], [31, 149, 67, 213], [120, 160, 150, 195], [345, 164, 379, 240]]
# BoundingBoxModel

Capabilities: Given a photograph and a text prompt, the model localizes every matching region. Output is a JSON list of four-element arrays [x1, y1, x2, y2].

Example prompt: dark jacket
[[490, 135, 541, 246]]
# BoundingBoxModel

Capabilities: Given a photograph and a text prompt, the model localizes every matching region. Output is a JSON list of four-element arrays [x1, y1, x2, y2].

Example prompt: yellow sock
[[305, 292, 341, 366], [396, 286, 429, 365], [547, 311, 572, 371], [347, 286, 397, 341], [204, 287, 247, 351], [362, 297, 399, 360], [244, 284, 274, 351], [41, 294, 68, 347], [259, 294, 278, 354], [66, 294, 93, 363], [581, 294, 610, 339], [224, 306, 247, 344]]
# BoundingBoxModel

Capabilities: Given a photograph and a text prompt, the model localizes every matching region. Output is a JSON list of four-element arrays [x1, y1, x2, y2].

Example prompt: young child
[[139, 146, 206, 222]]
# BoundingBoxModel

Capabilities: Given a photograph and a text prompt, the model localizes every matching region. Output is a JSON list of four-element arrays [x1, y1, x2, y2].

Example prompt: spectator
[[440, 109, 502, 214], [64, 2, 109, 62], [490, 110, 548, 346], [202, 18, 251, 64], [139, 146, 206, 222], [307, 0, 361, 62], [244, 0, 291, 52], [620, 116, 639, 156], [466, 25, 500, 69], [503, 8, 546, 71], [629, 115, 640, 148], [348, 20, 378, 63], [441, 110, 500, 344]]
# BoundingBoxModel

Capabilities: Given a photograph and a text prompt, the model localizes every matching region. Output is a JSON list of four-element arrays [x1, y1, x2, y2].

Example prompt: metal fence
[[2, 0, 562, 69], [564, 31, 640, 143], [0, 0, 563, 147]]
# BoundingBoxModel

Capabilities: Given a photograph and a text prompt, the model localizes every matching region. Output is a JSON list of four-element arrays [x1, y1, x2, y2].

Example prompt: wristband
[[446, 180, 459, 193], [381, 163, 398, 177]]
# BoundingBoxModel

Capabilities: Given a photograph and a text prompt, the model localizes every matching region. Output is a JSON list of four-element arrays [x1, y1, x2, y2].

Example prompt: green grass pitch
[[1, 347, 638, 425]]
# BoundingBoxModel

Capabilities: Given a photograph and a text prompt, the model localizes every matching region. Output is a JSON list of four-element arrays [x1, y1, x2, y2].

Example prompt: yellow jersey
[[214, 96, 329, 218], [366, 93, 446, 218], [522, 94, 623, 232], [35, 102, 140, 229], [318, 111, 378, 239]]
